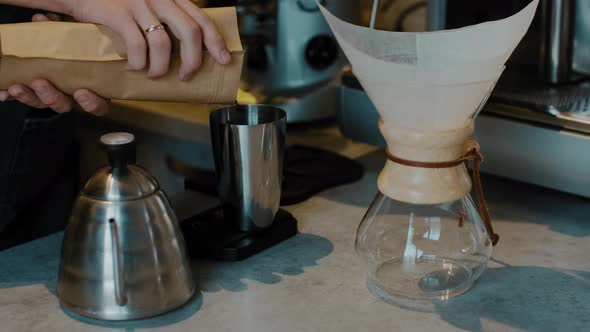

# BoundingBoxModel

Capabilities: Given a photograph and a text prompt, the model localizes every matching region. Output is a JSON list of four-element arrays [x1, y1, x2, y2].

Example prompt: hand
[[69, 0, 231, 80], [0, 14, 109, 116]]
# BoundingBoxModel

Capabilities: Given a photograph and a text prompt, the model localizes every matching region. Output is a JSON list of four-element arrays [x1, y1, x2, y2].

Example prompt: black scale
[[181, 207, 298, 261], [179, 145, 363, 261]]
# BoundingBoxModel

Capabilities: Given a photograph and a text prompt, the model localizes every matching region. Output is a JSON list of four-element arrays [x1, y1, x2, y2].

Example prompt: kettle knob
[[100, 132, 136, 173]]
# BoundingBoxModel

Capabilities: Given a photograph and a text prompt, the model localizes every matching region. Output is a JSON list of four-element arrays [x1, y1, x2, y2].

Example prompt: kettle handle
[[109, 218, 127, 306]]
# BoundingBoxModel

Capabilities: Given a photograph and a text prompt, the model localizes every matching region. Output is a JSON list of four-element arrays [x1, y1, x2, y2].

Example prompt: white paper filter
[[319, 0, 539, 129]]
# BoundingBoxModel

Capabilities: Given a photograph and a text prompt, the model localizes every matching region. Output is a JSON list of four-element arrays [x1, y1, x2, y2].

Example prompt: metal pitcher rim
[[211, 104, 287, 127]]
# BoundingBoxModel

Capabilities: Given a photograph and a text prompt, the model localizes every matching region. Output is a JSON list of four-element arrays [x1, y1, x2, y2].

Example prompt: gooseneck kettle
[[57, 132, 195, 320]]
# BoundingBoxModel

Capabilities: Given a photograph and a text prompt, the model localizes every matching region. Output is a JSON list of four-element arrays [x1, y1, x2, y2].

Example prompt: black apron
[[0, 5, 78, 249]]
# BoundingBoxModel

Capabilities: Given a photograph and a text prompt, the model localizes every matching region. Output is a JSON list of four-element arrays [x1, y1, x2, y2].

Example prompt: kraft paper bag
[[0, 7, 244, 104]]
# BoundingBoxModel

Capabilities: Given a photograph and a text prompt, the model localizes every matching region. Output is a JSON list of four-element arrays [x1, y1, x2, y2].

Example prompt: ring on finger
[[145, 24, 166, 34]]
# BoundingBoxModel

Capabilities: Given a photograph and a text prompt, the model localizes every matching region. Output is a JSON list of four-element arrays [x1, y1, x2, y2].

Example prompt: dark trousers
[[0, 5, 78, 249]]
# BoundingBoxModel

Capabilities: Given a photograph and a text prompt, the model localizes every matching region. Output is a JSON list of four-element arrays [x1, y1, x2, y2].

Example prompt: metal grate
[[487, 76, 590, 133]]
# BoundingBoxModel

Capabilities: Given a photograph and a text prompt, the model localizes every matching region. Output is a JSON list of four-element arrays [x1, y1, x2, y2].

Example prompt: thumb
[[32, 13, 62, 22]]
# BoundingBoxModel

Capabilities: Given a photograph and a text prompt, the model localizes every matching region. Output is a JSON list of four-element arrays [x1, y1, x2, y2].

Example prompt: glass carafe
[[355, 120, 498, 305], [355, 192, 492, 303]]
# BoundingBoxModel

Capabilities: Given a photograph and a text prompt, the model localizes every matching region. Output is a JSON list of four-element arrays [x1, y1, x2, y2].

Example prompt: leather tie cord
[[386, 148, 500, 246]]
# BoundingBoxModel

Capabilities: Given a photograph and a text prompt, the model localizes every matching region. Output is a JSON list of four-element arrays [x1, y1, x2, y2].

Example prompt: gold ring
[[145, 24, 165, 34]]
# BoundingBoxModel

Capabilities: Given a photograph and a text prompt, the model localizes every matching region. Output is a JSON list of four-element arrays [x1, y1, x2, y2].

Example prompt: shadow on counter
[[434, 264, 590, 332], [0, 231, 333, 330], [62, 295, 204, 331], [171, 191, 336, 292], [481, 174, 590, 237], [193, 233, 334, 293], [73, 233, 334, 329], [0, 232, 62, 295]]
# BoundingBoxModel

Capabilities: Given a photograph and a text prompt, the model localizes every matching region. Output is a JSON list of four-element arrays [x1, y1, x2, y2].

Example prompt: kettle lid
[[82, 132, 158, 201]]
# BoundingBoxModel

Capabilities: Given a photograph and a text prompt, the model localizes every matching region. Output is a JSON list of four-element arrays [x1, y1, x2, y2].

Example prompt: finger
[[8, 84, 46, 108], [175, 0, 231, 65], [0, 91, 15, 102], [46, 13, 62, 21], [32, 14, 51, 22], [151, 1, 203, 80], [132, 4, 171, 78], [108, 13, 148, 71], [74, 89, 109, 116], [30, 79, 73, 113], [32, 13, 62, 22]]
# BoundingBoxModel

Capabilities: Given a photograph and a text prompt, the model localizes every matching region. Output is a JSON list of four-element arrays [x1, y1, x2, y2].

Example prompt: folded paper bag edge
[[0, 22, 127, 61], [0, 7, 242, 61]]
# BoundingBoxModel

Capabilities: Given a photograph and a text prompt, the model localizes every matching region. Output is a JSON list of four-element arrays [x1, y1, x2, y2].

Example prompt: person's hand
[[69, 0, 231, 80], [0, 13, 109, 115]]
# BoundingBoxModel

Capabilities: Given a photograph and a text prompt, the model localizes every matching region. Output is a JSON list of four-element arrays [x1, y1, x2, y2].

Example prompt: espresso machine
[[235, 0, 359, 122], [441, 0, 590, 198], [339, 0, 590, 198]]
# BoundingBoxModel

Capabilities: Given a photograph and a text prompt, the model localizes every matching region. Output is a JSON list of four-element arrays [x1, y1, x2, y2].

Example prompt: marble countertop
[[1, 125, 589, 332]]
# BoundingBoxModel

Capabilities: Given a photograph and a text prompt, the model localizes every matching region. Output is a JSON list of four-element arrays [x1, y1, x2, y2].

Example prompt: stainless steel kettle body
[[57, 133, 195, 320]]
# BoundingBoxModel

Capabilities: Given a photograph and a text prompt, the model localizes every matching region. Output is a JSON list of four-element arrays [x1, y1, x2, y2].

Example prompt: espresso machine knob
[[305, 35, 339, 70]]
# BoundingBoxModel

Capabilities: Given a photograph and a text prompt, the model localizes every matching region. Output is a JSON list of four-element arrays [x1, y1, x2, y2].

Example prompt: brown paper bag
[[0, 7, 243, 104]]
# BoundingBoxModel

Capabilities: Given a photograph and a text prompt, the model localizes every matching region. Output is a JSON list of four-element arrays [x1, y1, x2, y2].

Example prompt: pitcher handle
[[109, 218, 127, 306]]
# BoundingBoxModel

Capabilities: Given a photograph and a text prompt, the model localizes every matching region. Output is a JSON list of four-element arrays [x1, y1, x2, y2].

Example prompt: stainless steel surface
[[439, 0, 588, 83], [210, 105, 286, 232], [540, 0, 575, 84], [108, 219, 126, 307], [83, 132, 159, 201], [490, 79, 590, 134], [427, 0, 446, 31], [83, 166, 158, 201], [485, 101, 590, 135], [573, 0, 590, 75], [57, 133, 195, 321], [240, 0, 356, 92], [481, 0, 590, 133], [101, 132, 134, 145], [239, 0, 358, 122], [490, 66, 590, 134], [474, 113, 590, 198]]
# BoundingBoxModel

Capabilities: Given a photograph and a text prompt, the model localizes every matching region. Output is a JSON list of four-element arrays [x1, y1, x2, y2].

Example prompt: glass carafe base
[[355, 191, 493, 305], [367, 255, 477, 303]]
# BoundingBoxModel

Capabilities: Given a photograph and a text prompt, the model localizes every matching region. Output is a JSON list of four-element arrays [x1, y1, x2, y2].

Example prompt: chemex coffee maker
[[319, 0, 537, 306]]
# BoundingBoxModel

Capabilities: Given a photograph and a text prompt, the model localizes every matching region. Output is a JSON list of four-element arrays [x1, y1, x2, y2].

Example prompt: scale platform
[[180, 207, 298, 261]]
